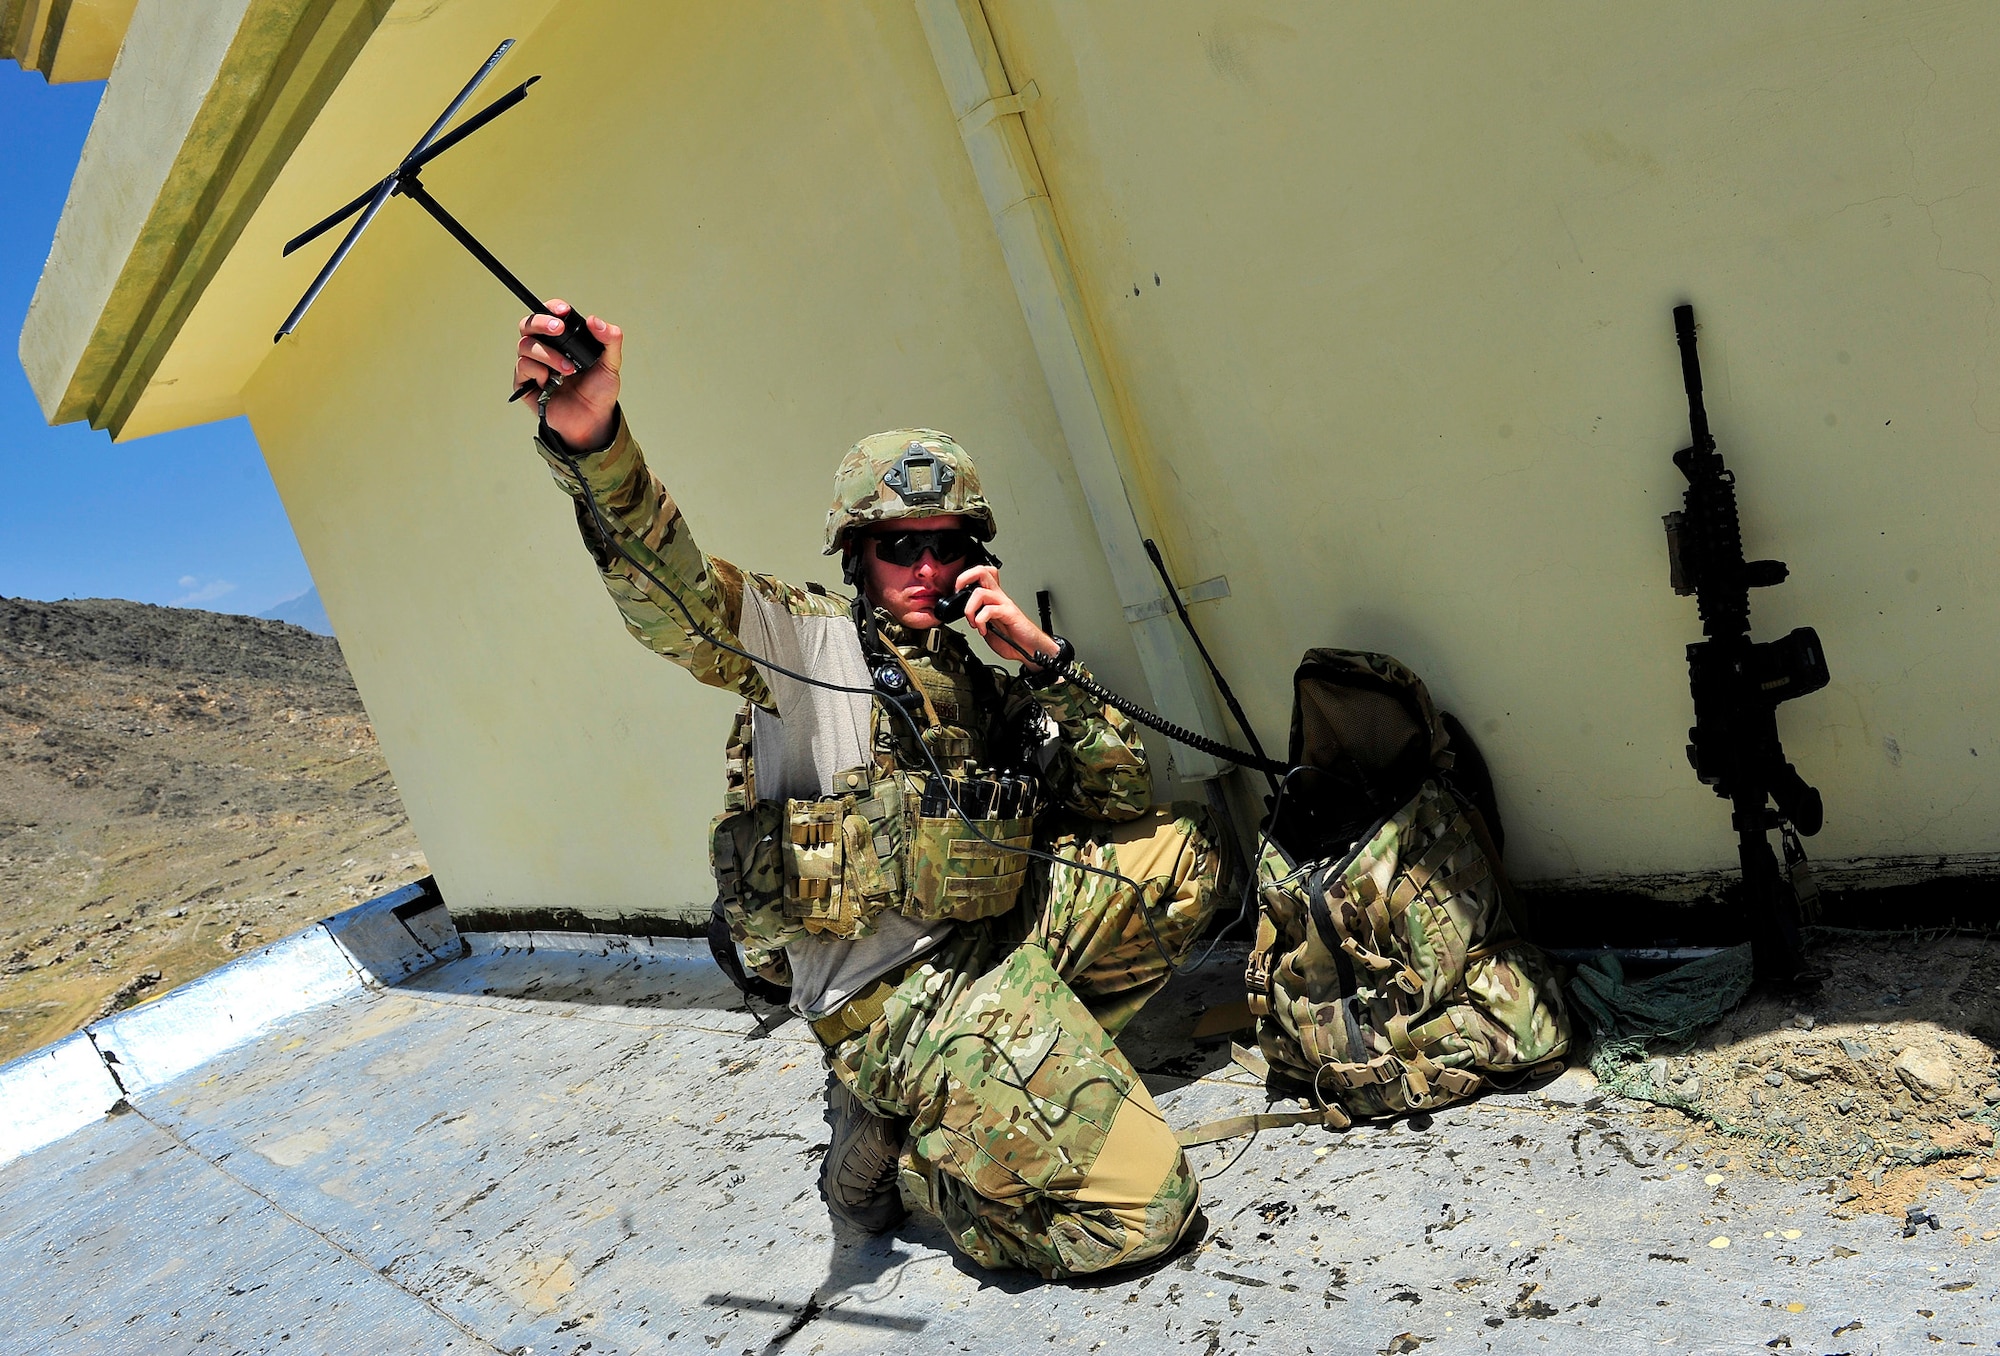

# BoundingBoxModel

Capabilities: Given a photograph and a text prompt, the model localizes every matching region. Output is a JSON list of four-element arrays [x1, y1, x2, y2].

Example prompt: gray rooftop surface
[[2, 907, 1995, 1355]]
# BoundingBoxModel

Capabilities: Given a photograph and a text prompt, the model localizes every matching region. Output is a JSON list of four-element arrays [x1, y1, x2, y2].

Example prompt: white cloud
[[171, 578, 237, 607]]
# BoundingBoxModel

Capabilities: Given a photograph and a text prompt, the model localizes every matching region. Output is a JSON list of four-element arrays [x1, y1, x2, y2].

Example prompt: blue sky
[[0, 64, 313, 617]]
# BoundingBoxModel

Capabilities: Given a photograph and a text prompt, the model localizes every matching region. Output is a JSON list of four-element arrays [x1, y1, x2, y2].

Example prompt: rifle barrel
[[1674, 303, 1712, 451]]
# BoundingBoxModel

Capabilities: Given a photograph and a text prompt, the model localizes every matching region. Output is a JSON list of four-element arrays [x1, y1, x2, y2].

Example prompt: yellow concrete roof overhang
[[1, 0, 138, 83], [20, 0, 555, 441]]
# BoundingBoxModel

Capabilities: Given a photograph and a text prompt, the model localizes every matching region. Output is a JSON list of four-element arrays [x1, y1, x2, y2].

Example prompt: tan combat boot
[[820, 1075, 907, 1233]]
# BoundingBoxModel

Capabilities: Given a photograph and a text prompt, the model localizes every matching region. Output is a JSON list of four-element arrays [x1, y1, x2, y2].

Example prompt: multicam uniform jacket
[[536, 418, 1152, 986]]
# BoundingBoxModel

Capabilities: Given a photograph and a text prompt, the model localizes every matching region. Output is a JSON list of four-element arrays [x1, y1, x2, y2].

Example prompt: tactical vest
[[711, 620, 1035, 946]]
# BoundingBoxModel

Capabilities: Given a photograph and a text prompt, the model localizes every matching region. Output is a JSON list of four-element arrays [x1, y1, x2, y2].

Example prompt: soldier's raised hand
[[952, 561, 1059, 672], [516, 300, 621, 451]]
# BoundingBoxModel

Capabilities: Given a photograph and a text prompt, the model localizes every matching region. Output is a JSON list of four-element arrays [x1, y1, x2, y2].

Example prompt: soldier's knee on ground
[[1064, 1080, 1200, 1274], [910, 1076, 1200, 1280]]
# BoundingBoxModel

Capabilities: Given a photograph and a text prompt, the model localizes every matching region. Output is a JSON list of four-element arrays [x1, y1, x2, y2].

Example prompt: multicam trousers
[[818, 803, 1221, 1278]]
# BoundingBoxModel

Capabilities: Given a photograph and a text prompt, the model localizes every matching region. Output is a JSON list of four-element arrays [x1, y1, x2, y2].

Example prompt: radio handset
[[929, 542, 997, 625], [930, 584, 976, 625]]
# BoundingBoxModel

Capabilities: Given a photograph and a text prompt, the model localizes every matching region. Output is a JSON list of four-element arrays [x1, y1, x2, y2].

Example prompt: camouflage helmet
[[823, 428, 997, 555]]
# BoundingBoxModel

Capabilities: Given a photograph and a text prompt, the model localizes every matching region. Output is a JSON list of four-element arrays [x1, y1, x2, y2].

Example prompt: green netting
[[1564, 934, 2000, 1176], [1565, 945, 1755, 1112]]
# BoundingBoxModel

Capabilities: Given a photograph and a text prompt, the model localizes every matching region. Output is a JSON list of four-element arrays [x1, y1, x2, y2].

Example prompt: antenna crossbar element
[[276, 38, 519, 339], [278, 75, 540, 264], [273, 176, 398, 343], [406, 37, 519, 164], [281, 179, 381, 261], [400, 76, 540, 181]]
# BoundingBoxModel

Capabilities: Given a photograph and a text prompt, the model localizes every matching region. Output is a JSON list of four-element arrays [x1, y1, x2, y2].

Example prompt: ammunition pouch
[[771, 770, 1034, 938], [782, 774, 906, 937], [713, 800, 784, 898]]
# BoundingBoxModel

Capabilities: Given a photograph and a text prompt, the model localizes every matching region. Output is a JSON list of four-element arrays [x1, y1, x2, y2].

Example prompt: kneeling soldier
[[517, 304, 1219, 1278]]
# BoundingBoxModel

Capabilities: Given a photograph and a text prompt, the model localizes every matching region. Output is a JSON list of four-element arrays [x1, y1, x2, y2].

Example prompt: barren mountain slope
[[0, 597, 426, 1063]]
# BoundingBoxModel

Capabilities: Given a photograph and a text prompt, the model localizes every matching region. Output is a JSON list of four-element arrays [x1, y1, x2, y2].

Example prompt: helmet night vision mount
[[883, 442, 956, 505], [273, 39, 599, 403]]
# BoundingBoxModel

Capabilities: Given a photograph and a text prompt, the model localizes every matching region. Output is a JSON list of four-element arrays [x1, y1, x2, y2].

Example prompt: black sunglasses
[[867, 528, 986, 568]]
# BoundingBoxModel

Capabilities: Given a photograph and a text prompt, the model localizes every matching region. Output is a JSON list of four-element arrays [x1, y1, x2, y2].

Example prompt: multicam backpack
[[1237, 651, 1571, 1128]]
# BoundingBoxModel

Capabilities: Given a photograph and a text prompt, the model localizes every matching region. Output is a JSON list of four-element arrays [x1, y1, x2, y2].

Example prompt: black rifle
[[1660, 303, 1831, 982]]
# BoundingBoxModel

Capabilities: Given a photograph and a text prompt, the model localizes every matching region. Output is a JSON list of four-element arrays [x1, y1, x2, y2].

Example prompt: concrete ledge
[[0, 879, 459, 1167], [20, 0, 391, 433], [1, 0, 137, 82]]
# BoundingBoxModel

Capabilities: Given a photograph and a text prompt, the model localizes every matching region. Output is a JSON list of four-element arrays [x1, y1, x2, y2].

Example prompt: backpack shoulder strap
[[1304, 860, 1362, 1003]]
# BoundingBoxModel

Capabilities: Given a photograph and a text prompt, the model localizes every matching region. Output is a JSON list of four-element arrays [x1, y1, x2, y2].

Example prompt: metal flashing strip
[[1121, 574, 1231, 625], [320, 879, 463, 984], [0, 1033, 124, 1164], [0, 879, 457, 1167], [91, 926, 369, 1096]]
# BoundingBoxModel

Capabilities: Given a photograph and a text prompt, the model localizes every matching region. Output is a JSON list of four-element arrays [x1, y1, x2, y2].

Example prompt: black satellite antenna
[[274, 39, 600, 401]]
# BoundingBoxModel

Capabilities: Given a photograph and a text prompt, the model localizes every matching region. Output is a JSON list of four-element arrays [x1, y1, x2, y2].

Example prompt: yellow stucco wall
[[980, 0, 2000, 879], [239, 0, 1154, 919], [61, 0, 1999, 918]]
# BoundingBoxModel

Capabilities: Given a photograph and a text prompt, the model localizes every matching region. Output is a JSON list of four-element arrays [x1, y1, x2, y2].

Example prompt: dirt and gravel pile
[[1615, 930, 2000, 1219], [0, 595, 427, 1063]]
